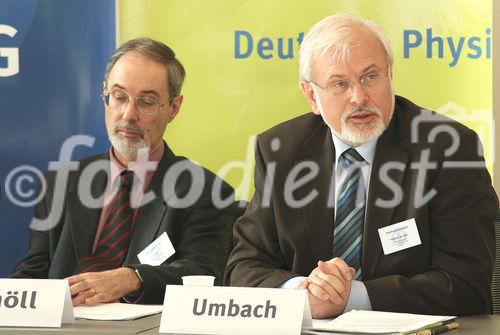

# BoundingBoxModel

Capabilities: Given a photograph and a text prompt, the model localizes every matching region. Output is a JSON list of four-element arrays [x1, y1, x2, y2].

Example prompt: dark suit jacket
[[11, 142, 235, 304], [225, 96, 498, 315]]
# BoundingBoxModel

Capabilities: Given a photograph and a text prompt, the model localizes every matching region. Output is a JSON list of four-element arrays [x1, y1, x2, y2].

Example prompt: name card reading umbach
[[160, 285, 311, 335], [0, 279, 74, 327]]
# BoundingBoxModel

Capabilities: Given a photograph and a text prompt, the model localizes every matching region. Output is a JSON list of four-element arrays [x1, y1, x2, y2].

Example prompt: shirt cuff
[[121, 291, 144, 304], [121, 267, 144, 303], [279, 276, 307, 289], [344, 280, 372, 312]]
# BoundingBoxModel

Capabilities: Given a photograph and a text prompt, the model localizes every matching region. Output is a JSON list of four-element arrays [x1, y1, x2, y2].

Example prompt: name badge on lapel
[[378, 218, 422, 255], [137, 232, 175, 266]]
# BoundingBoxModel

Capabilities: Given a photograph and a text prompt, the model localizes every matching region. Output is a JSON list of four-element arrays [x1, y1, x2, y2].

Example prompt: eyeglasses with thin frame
[[309, 69, 389, 96], [102, 89, 172, 116]]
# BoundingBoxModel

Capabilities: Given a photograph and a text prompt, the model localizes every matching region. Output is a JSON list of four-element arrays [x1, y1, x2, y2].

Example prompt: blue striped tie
[[333, 148, 365, 280]]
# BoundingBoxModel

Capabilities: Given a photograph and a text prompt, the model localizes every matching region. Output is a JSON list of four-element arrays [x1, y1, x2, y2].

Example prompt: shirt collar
[[330, 130, 378, 169]]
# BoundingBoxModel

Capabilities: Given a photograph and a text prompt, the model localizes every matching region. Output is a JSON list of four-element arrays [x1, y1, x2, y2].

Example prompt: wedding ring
[[90, 288, 97, 296]]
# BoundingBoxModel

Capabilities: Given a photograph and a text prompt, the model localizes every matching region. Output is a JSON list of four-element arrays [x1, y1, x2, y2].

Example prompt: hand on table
[[66, 267, 141, 306]]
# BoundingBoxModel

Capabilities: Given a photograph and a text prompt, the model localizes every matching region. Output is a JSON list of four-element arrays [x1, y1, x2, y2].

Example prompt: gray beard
[[314, 90, 395, 147], [109, 134, 150, 161]]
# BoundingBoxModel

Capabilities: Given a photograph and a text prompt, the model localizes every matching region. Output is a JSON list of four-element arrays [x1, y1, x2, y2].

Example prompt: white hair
[[299, 15, 393, 82]]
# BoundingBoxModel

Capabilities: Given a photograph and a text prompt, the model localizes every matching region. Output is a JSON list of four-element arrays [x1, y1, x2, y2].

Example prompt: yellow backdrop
[[119, 0, 492, 200]]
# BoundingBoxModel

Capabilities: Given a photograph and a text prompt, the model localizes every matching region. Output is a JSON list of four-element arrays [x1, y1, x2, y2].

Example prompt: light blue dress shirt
[[280, 131, 378, 313]]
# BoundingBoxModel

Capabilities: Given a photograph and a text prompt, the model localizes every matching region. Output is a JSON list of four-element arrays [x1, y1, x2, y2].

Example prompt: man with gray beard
[[11, 38, 236, 305], [225, 15, 497, 318]]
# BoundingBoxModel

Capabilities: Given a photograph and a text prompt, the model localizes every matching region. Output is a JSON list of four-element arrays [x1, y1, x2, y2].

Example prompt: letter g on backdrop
[[0, 24, 19, 77]]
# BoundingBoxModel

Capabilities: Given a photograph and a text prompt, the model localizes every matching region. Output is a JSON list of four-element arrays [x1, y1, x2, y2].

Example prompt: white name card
[[378, 218, 422, 255], [159, 285, 311, 335], [0, 279, 74, 327]]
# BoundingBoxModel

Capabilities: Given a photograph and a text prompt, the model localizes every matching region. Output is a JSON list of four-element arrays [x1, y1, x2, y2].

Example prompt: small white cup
[[181, 275, 215, 286]]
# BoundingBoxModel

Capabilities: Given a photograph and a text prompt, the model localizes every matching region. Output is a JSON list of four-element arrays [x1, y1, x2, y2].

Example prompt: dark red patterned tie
[[75, 170, 135, 273]]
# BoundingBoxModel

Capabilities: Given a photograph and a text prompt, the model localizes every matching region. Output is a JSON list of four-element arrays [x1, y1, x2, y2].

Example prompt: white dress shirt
[[280, 130, 378, 313]]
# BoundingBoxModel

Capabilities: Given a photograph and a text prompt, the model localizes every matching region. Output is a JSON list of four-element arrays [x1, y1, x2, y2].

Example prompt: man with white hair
[[225, 15, 497, 318]]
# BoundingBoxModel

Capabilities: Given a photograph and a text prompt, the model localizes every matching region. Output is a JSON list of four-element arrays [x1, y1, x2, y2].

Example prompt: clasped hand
[[298, 257, 355, 319]]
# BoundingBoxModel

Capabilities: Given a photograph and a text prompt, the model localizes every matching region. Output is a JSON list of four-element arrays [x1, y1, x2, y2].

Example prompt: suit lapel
[[362, 110, 408, 280], [69, 159, 108, 261], [300, 122, 335, 262], [126, 196, 167, 263], [126, 143, 174, 262]]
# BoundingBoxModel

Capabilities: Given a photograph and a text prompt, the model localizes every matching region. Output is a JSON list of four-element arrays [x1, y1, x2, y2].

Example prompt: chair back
[[492, 209, 500, 314], [214, 200, 247, 285]]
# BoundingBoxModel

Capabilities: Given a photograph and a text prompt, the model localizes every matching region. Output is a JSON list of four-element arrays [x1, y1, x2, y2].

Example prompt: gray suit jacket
[[11, 143, 235, 304], [225, 96, 498, 315]]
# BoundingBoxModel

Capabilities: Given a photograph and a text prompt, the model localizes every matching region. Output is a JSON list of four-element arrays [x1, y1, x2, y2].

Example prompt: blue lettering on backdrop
[[234, 30, 304, 59], [0, 0, 116, 276], [403, 28, 491, 67], [235, 28, 491, 67]]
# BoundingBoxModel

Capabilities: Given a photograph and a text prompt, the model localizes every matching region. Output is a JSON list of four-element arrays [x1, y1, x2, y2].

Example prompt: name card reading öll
[[0, 279, 74, 327], [160, 285, 311, 335]]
